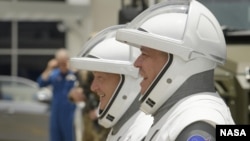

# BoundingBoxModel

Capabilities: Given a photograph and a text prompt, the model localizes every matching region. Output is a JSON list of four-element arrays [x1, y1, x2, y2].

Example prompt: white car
[[0, 75, 51, 141]]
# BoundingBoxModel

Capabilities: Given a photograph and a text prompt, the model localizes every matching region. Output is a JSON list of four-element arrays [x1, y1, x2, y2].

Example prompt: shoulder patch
[[187, 135, 211, 141]]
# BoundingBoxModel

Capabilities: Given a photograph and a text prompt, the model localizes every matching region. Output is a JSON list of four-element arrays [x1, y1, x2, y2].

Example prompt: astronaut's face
[[134, 47, 168, 95], [90, 71, 120, 110], [57, 57, 69, 73]]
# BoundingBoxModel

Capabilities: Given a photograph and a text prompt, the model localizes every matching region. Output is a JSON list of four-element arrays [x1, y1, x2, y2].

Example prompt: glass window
[[18, 21, 65, 49], [0, 55, 11, 75], [0, 22, 11, 49], [18, 55, 54, 81], [198, 0, 250, 30], [198, 0, 250, 44]]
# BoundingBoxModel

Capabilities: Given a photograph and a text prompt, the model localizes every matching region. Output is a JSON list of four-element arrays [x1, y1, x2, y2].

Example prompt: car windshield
[[0, 75, 38, 102]]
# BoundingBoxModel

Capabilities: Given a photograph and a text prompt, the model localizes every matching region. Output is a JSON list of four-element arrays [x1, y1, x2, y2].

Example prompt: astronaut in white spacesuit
[[115, 0, 235, 140], [70, 25, 153, 141]]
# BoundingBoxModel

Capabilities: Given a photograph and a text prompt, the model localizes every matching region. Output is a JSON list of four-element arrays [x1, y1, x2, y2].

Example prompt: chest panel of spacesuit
[[144, 93, 235, 141]]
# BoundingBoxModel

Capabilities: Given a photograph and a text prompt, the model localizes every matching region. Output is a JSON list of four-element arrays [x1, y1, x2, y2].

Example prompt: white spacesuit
[[116, 0, 235, 140], [70, 25, 153, 141]]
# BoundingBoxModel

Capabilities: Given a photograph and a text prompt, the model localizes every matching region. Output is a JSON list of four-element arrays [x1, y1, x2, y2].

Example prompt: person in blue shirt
[[37, 48, 77, 141]]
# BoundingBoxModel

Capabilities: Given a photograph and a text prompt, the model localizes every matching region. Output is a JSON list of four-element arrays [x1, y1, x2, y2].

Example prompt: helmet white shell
[[116, 0, 225, 114], [70, 25, 141, 127]]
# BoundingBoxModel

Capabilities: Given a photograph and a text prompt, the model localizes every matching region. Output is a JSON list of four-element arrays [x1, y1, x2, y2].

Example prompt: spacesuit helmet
[[116, 0, 226, 114], [70, 24, 141, 128]]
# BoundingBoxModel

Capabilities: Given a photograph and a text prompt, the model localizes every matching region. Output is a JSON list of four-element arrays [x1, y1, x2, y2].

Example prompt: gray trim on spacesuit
[[99, 75, 125, 119], [153, 69, 219, 125], [111, 94, 141, 135]]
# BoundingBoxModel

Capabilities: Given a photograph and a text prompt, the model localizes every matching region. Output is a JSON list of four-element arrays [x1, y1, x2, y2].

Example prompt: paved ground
[[0, 113, 49, 141]]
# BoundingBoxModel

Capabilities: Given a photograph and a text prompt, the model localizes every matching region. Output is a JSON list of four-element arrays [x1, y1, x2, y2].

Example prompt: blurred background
[[0, 0, 250, 141]]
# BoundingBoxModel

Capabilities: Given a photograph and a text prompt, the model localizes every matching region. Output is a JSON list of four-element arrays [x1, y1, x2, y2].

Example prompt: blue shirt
[[37, 68, 77, 111]]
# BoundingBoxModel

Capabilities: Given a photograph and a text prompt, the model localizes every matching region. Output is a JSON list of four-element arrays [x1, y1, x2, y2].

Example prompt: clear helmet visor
[[70, 24, 140, 78], [116, 0, 192, 61], [127, 0, 189, 29], [116, 0, 226, 64]]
